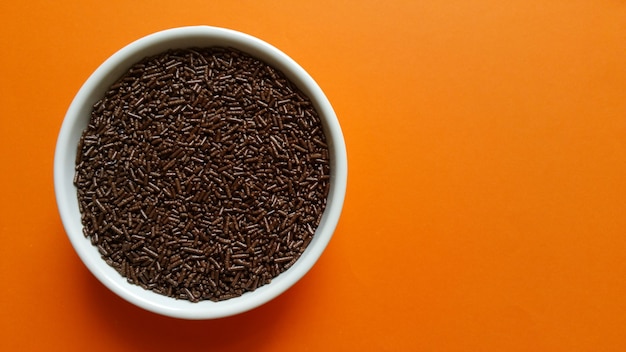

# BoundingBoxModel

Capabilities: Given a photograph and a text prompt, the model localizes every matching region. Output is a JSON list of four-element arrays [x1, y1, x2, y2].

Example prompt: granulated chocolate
[[74, 47, 330, 302]]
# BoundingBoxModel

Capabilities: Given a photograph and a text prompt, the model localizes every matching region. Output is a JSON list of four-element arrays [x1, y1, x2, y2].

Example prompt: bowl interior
[[54, 26, 347, 319]]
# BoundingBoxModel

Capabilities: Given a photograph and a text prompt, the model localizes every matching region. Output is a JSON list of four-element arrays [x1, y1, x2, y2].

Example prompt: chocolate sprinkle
[[74, 47, 330, 302]]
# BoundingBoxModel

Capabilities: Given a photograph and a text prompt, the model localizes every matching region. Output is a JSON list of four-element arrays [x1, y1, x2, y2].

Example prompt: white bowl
[[54, 26, 347, 319]]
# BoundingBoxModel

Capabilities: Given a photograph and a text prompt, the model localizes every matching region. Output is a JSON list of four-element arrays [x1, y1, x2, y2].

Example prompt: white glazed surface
[[54, 26, 347, 320]]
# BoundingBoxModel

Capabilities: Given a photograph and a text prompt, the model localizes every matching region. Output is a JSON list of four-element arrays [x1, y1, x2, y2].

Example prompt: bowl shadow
[[80, 266, 295, 351]]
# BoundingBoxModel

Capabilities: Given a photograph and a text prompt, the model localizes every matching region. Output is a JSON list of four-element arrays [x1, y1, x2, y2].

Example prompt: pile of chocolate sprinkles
[[74, 47, 330, 302]]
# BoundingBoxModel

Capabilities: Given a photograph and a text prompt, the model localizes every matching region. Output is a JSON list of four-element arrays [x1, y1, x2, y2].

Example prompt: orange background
[[1, 1, 626, 351]]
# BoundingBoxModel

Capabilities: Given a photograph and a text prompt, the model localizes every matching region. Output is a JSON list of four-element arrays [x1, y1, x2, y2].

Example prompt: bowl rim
[[54, 25, 347, 319]]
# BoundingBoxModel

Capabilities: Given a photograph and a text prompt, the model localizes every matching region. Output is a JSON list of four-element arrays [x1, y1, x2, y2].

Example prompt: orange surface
[[1, 1, 626, 351]]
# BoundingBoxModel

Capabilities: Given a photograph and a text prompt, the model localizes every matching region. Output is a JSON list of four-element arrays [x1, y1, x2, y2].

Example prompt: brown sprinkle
[[74, 47, 330, 302]]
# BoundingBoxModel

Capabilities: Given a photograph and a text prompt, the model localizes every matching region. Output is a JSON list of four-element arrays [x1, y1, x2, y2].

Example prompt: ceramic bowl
[[54, 26, 347, 319]]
